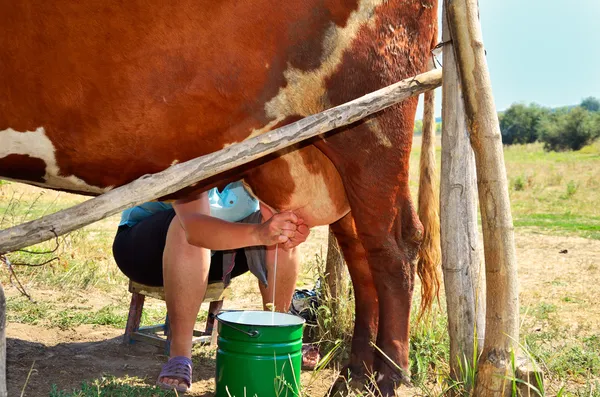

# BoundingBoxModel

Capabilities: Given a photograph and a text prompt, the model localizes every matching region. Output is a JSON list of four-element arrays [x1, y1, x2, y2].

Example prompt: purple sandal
[[156, 356, 192, 393]]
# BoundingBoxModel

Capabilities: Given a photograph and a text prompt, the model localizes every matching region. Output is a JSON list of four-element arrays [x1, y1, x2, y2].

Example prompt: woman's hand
[[284, 221, 309, 250], [257, 206, 310, 249]]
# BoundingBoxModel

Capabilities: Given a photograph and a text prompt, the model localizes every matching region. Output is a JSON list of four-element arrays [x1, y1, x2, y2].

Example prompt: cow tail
[[416, 40, 442, 319]]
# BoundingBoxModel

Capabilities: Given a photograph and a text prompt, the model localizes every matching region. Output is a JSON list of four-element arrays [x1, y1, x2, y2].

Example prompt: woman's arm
[[173, 192, 304, 250]]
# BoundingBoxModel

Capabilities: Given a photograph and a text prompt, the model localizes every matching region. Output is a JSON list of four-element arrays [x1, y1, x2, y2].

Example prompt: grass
[[518, 295, 600, 396], [306, 252, 355, 363], [6, 296, 170, 329], [513, 213, 600, 240], [406, 304, 600, 397], [408, 307, 450, 386], [410, 139, 600, 240], [5, 295, 212, 330], [504, 141, 600, 239], [528, 302, 558, 321], [49, 376, 177, 397]]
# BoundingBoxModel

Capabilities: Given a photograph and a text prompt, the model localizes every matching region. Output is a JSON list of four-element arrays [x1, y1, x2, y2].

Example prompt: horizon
[[416, 0, 600, 118]]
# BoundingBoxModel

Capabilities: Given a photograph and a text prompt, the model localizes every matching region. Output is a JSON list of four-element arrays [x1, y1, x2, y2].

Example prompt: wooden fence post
[[0, 282, 6, 397], [440, 2, 485, 385], [325, 228, 346, 308], [445, 0, 542, 395]]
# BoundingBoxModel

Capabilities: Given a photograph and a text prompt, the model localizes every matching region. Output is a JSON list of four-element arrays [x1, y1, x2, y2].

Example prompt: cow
[[0, 1, 439, 395]]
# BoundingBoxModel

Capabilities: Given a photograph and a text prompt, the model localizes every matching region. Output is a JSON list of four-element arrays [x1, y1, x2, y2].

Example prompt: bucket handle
[[219, 320, 260, 338]]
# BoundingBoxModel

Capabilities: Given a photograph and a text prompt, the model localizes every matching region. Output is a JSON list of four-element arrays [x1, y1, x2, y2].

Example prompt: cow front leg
[[328, 212, 379, 396]]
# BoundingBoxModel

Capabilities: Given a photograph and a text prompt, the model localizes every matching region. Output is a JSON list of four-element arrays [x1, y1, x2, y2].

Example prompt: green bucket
[[215, 311, 305, 397]]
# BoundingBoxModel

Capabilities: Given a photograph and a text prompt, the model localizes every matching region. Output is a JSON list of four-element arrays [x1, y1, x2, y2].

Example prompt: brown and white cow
[[0, 1, 439, 394]]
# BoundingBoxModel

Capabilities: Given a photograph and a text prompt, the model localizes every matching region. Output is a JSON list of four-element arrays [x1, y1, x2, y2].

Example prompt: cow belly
[[245, 145, 349, 228]]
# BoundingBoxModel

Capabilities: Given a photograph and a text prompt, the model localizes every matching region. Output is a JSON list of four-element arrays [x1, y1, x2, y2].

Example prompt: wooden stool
[[123, 280, 227, 354]]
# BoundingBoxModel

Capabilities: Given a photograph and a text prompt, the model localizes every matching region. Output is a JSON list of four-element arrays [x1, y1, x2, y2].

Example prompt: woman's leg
[[259, 244, 300, 312], [160, 214, 211, 387], [257, 203, 301, 312]]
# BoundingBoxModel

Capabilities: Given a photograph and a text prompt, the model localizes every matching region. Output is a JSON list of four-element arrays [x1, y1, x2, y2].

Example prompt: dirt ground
[[6, 231, 600, 396]]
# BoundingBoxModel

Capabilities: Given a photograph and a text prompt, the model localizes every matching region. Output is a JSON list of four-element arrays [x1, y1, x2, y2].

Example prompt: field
[[1, 139, 599, 396]]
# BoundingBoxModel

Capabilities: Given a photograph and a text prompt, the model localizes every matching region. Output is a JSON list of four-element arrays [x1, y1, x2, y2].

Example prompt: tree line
[[414, 97, 600, 152], [499, 97, 600, 151], [413, 119, 442, 136]]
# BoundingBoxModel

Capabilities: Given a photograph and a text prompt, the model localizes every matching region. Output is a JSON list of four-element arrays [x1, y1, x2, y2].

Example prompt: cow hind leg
[[359, 199, 423, 396], [327, 212, 379, 396]]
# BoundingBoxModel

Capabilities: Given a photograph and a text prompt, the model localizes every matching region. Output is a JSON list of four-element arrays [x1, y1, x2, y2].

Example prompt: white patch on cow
[[264, 0, 383, 120], [277, 150, 349, 226], [240, 0, 382, 225], [231, 1, 387, 147], [243, 116, 287, 141], [170, 159, 180, 166], [0, 127, 111, 193], [365, 118, 392, 148], [237, 1, 384, 225]]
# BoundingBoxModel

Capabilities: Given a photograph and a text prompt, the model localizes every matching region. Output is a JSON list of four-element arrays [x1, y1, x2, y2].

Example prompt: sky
[[417, 0, 600, 117]]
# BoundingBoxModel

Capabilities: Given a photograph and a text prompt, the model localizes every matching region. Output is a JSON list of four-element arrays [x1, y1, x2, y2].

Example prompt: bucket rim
[[216, 310, 305, 327]]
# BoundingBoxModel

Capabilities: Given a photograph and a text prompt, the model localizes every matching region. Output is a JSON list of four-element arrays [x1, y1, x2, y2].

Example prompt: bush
[[512, 175, 525, 191], [562, 180, 578, 199], [538, 107, 600, 151], [499, 103, 548, 145], [581, 96, 600, 112], [413, 120, 442, 136], [414, 119, 423, 135]]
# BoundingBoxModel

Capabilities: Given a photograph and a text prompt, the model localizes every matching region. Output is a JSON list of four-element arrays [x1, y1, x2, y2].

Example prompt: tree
[[414, 119, 423, 135], [539, 107, 600, 151], [499, 103, 548, 145], [581, 97, 600, 112]]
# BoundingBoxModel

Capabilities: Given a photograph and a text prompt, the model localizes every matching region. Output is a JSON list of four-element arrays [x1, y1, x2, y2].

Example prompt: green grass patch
[[410, 139, 600, 240], [5, 294, 210, 330], [521, 310, 600, 396], [54, 305, 129, 329], [49, 376, 177, 397], [514, 213, 600, 240], [503, 140, 600, 163], [526, 333, 600, 380], [409, 310, 450, 385], [6, 296, 172, 329], [530, 302, 557, 321], [6, 297, 54, 325]]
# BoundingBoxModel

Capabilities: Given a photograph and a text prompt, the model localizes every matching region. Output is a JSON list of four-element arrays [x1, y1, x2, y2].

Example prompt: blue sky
[[418, 0, 600, 117]]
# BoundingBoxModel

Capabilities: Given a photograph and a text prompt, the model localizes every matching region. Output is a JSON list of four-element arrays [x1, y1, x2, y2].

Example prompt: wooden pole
[[325, 228, 346, 310], [440, 3, 485, 385], [0, 282, 6, 397], [0, 69, 442, 254], [445, 1, 541, 395]]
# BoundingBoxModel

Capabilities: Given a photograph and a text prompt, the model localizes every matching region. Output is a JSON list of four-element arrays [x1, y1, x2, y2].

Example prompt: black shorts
[[112, 209, 249, 287]]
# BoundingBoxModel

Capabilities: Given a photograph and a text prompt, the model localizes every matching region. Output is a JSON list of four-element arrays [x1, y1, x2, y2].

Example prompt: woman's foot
[[156, 356, 192, 393], [302, 344, 320, 370]]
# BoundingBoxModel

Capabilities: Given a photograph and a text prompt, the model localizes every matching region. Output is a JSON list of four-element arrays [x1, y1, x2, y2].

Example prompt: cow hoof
[[327, 378, 349, 397], [327, 367, 370, 397], [374, 373, 412, 397]]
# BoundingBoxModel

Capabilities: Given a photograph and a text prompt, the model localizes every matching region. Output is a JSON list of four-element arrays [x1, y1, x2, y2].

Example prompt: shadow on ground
[[7, 327, 217, 396]]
